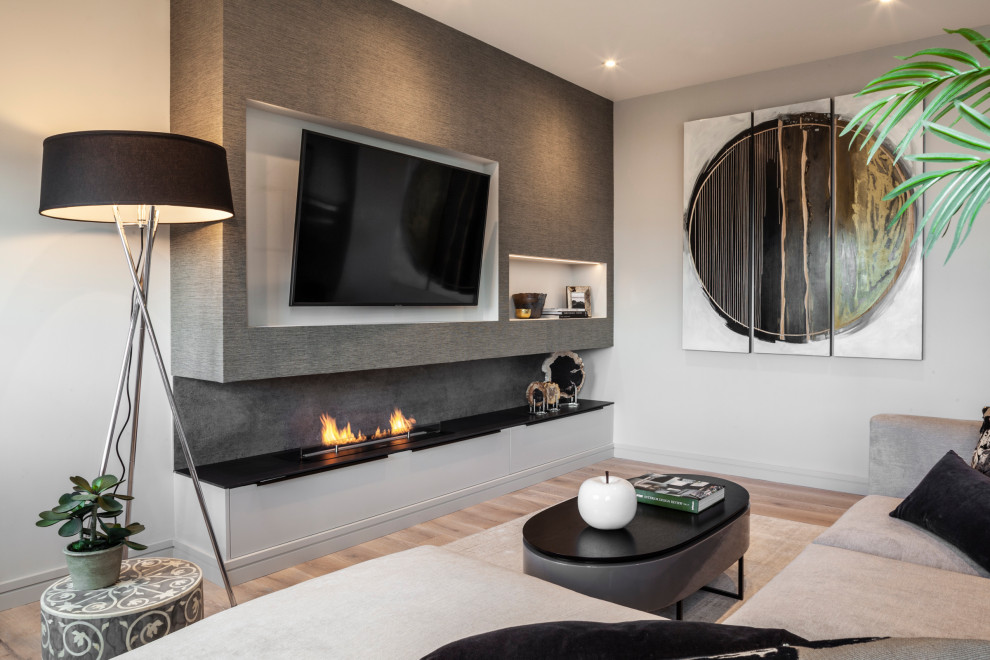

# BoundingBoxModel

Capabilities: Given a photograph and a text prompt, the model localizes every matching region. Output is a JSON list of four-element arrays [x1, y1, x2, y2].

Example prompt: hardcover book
[[630, 474, 726, 513]]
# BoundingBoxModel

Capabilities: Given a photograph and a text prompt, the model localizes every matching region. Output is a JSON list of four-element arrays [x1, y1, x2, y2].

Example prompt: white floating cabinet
[[174, 406, 613, 585]]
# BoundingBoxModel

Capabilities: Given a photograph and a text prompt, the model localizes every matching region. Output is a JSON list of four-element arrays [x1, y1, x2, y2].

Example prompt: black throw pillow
[[890, 450, 990, 573], [421, 620, 811, 660]]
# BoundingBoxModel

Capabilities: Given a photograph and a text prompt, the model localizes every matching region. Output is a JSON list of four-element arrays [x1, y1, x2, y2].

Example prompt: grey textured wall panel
[[170, 0, 226, 380], [174, 353, 553, 468], [171, 0, 613, 383]]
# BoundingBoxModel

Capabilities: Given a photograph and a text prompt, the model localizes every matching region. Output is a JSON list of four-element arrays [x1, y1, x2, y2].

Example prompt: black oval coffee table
[[522, 474, 750, 618]]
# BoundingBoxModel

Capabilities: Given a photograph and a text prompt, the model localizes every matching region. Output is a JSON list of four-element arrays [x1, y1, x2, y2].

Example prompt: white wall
[[0, 1, 172, 608], [610, 29, 990, 493]]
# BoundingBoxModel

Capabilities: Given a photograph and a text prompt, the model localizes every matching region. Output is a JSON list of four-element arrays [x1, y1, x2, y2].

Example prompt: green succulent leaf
[[97, 496, 123, 513], [53, 500, 82, 513], [123, 540, 148, 551], [114, 494, 134, 501], [69, 476, 92, 492], [39, 474, 147, 549], [91, 475, 119, 492], [58, 518, 82, 537]]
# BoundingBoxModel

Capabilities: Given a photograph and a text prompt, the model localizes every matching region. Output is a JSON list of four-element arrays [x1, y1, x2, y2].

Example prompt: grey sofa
[[126, 414, 989, 657], [724, 414, 990, 640]]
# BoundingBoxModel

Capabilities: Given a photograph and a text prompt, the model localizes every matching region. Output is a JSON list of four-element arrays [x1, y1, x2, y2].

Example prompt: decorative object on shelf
[[544, 382, 561, 413], [682, 96, 922, 359], [38, 130, 238, 607], [566, 286, 591, 316], [972, 406, 990, 476], [36, 474, 146, 590], [542, 350, 586, 404], [511, 292, 547, 319], [577, 471, 637, 530], [526, 381, 548, 414], [40, 557, 203, 659]]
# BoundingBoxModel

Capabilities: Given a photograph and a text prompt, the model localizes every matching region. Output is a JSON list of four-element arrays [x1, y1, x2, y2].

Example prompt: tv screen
[[289, 129, 491, 306]]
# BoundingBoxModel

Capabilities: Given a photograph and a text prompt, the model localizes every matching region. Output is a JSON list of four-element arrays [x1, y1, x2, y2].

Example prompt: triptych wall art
[[682, 95, 923, 359]]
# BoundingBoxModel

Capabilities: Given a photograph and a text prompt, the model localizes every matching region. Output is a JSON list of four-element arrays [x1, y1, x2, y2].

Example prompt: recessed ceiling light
[[604, 59, 617, 69]]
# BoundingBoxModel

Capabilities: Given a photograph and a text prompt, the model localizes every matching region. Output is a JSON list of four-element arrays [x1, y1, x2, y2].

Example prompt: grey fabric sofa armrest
[[869, 414, 980, 497]]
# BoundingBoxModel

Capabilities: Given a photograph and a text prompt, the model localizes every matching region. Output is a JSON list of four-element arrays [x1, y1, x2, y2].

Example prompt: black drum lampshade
[[39, 130, 234, 224]]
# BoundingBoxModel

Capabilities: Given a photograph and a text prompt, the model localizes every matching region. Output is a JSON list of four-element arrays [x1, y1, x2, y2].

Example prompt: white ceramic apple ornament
[[577, 471, 638, 530]]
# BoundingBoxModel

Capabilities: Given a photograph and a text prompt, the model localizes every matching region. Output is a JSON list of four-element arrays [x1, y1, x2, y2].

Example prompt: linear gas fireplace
[[171, 354, 608, 487], [300, 409, 445, 460], [176, 399, 612, 489]]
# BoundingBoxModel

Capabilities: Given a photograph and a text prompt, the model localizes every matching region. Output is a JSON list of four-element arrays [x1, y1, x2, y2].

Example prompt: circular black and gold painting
[[684, 112, 917, 346]]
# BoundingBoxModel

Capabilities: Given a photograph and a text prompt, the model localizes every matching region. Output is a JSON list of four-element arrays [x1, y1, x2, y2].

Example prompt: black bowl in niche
[[512, 292, 547, 319]]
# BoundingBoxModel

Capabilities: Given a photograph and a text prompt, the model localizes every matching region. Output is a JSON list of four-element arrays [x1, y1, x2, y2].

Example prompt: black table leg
[[700, 555, 745, 601]]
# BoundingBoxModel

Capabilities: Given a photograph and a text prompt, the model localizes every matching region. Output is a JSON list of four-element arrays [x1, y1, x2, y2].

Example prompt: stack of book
[[630, 474, 725, 513], [541, 308, 589, 319]]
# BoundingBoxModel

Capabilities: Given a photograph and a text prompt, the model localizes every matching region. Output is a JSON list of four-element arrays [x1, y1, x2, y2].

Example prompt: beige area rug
[[445, 512, 824, 623]]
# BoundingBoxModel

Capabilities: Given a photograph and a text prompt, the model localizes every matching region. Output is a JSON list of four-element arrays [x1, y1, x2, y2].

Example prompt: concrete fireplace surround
[[174, 353, 558, 468]]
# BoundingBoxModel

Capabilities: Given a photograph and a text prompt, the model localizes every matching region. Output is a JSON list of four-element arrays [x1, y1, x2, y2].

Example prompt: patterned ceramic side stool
[[41, 557, 203, 659]]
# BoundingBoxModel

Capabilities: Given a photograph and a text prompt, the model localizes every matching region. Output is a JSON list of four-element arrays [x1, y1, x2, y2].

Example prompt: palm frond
[[845, 28, 990, 259]]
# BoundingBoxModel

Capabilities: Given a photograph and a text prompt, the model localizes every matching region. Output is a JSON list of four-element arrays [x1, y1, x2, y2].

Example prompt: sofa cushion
[[422, 620, 808, 660], [723, 543, 990, 640], [121, 546, 661, 660], [868, 414, 980, 497], [424, 621, 990, 660], [813, 495, 989, 578], [890, 450, 990, 573]]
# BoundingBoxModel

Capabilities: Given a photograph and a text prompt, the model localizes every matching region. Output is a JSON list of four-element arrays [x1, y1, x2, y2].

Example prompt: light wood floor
[[0, 458, 861, 659]]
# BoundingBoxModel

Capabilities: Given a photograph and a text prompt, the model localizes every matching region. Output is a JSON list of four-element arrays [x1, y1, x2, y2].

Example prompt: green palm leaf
[[846, 28, 990, 259], [897, 47, 980, 68]]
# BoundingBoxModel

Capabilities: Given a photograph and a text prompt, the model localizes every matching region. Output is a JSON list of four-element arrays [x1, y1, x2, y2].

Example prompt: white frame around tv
[[245, 101, 499, 328]]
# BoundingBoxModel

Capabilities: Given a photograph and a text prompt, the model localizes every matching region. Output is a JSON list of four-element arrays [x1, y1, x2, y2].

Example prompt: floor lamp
[[39, 131, 238, 607]]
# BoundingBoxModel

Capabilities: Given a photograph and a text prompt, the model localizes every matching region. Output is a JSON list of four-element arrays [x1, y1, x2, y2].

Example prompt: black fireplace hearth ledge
[[176, 400, 613, 489]]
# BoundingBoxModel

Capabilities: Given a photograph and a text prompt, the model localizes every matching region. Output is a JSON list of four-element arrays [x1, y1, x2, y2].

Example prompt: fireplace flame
[[320, 413, 365, 447], [389, 408, 416, 435], [320, 409, 417, 447]]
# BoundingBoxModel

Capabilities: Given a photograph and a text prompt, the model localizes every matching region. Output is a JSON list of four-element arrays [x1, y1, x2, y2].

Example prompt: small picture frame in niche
[[566, 286, 591, 316]]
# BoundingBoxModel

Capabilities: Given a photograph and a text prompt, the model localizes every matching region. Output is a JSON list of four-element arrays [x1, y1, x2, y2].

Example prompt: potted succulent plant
[[36, 474, 146, 590]]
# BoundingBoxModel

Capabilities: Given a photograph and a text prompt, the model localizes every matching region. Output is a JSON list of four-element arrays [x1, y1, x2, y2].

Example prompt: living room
[[2, 1, 990, 657]]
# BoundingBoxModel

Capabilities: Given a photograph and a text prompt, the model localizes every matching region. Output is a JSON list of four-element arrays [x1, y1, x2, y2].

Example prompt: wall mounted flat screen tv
[[289, 129, 492, 306]]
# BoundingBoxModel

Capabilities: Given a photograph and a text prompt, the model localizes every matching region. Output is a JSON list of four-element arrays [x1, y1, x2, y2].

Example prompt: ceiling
[[392, 0, 989, 101]]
